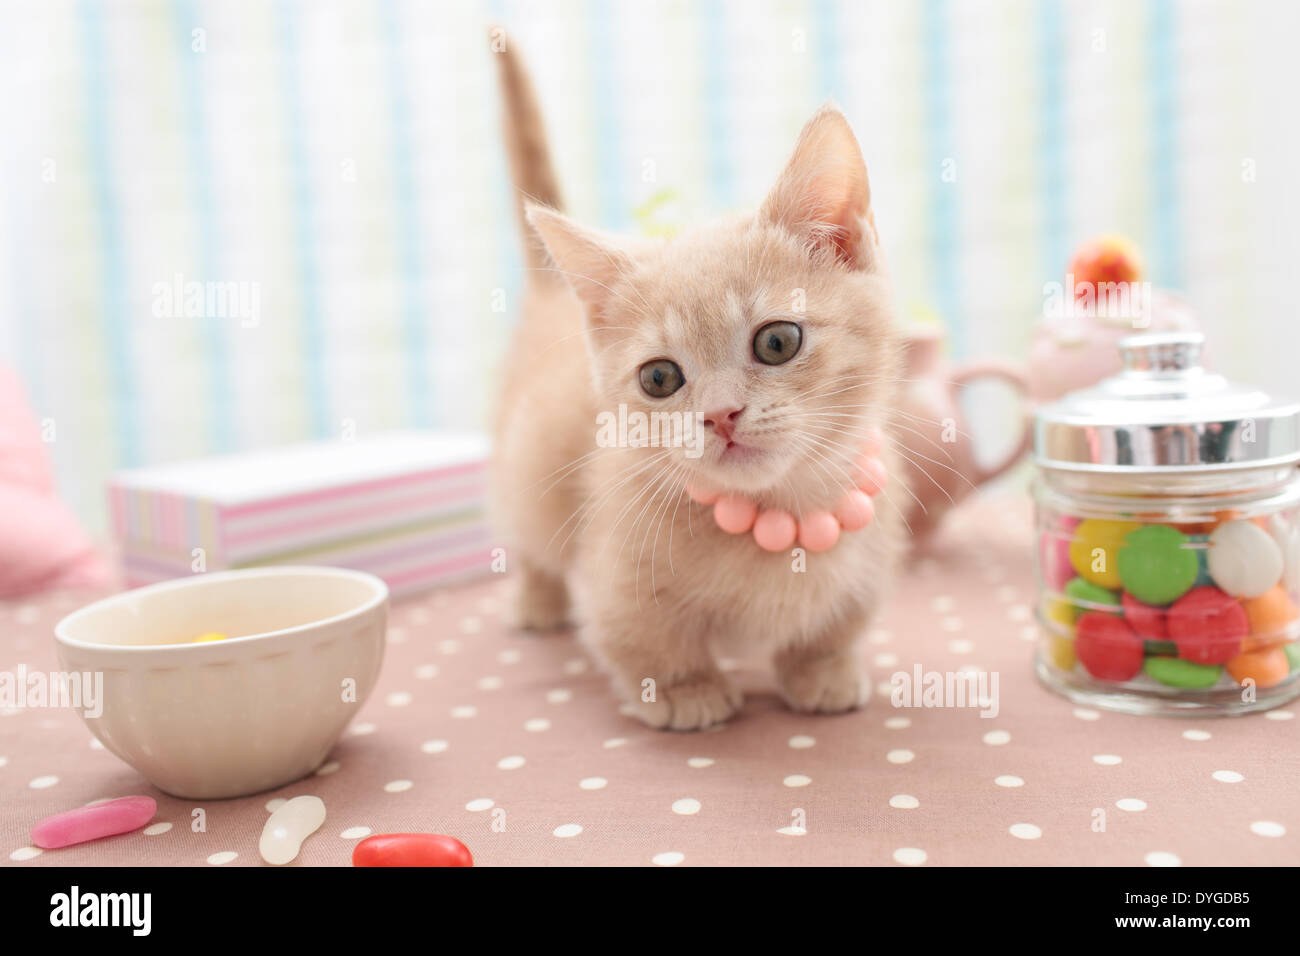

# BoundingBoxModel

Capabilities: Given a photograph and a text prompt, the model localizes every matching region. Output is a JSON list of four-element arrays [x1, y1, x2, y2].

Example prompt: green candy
[[1064, 577, 1120, 620], [1118, 525, 1198, 605], [1285, 643, 1300, 673], [1144, 656, 1223, 689]]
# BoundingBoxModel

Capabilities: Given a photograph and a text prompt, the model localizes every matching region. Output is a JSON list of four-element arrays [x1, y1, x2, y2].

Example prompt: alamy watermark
[[596, 404, 706, 459], [1043, 275, 1153, 326], [151, 273, 261, 328], [890, 664, 999, 718], [0, 665, 103, 718]]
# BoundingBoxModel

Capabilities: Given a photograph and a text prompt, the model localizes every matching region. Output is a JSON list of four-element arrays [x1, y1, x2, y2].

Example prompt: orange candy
[[1242, 586, 1300, 650], [1225, 648, 1291, 689]]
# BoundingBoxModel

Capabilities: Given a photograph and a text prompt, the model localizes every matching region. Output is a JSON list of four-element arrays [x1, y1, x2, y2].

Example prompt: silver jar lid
[[1034, 332, 1300, 472]]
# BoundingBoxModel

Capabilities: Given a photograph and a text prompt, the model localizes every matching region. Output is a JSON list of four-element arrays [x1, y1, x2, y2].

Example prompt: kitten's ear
[[526, 203, 632, 320], [759, 104, 876, 270]]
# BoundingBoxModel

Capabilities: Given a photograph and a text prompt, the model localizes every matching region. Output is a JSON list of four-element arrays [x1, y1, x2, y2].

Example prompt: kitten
[[490, 38, 908, 730]]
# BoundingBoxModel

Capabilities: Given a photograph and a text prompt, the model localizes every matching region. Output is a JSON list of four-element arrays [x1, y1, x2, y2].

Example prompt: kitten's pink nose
[[703, 406, 744, 442]]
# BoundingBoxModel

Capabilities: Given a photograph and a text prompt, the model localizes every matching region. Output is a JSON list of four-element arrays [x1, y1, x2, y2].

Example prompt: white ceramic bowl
[[54, 566, 388, 799]]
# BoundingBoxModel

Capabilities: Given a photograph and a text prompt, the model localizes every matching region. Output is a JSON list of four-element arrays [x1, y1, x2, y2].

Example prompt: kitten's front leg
[[774, 608, 872, 714], [591, 615, 741, 731]]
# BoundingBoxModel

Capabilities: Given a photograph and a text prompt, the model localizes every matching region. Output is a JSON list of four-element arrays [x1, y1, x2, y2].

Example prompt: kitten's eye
[[753, 321, 803, 365], [638, 359, 685, 398]]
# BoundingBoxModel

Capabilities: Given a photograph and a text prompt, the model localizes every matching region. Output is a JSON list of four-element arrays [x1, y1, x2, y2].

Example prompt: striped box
[[109, 432, 493, 597]]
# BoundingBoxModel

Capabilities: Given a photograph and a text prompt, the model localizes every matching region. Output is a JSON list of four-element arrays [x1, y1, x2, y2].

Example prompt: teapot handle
[[946, 360, 1033, 486]]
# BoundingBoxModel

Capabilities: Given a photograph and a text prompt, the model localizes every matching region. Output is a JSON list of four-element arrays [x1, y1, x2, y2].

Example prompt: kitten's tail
[[492, 29, 563, 274]]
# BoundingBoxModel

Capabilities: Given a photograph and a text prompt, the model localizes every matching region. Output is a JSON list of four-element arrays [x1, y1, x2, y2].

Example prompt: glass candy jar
[[1033, 332, 1300, 715]]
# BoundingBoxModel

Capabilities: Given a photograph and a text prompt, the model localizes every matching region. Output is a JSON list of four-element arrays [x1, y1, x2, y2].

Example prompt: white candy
[[259, 795, 326, 865], [1269, 513, 1300, 595], [1207, 520, 1283, 598]]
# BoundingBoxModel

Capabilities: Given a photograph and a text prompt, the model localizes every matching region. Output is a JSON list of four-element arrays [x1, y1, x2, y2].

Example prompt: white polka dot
[[893, 847, 927, 865], [874, 652, 899, 668], [672, 798, 701, 815], [885, 717, 911, 730], [552, 823, 583, 838], [28, 775, 58, 789], [1251, 821, 1286, 837], [524, 718, 551, 732], [459, 616, 482, 634], [579, 777, 607, 790], [1212, 770, 1244, 783], [1264, 709, 1294, 721], [875, 680, 893, 697], [887, 749, 914, 764], [439, 639, 460, 655], [207, 851, 238, 865], [421, 739, 449, 754], [143, 823, 172, 836], [788, 735, 816, 749], [995, 775, 1025, 788], [415, 664, 439, 679], [1018, 625, 1038, 642], [465, 798, 494, 812], [388, 626, 408, 644], [1093, 754, 1122, 766], [783, 774, 812, 788], [948, 638, 974, 654], [546, 688, 573, 704], [1073, 708, 1101, 721], [497, 755, 526, 770], [408, 608, 431, 625], [996, 585, 1018, 602], [1145, 851, 1182, 867], [498, 649, 522, 665], [868, 629, 892, 645], [89, 739, 104, 750], [315, 760, 340, 776], [1116, 798, 1147, 812], [386, 691, 412, 707], [1182, 729, 1211, 741], [941, 617, 964, 632], [349, 722, 377, 736], [563, 658, 589, 675], [1009, 823, 1042, 840], [0, 756, 11, 767], [450, 705, 477, 719], [9, 846, 41, 861], [477, 676, 503, 691], [777, 826, 807, 836], [16, 605, 39, 624], [340, 826, 371, 839], [889, 794, 919, 809], [264, 798, 286, 812], [603, 737, 627, 749], [1007, 604, 1032, 622], [652, 851, 683, 866], [384, 779, 413, 793], [983, 730, 1011, 746], [687, 757, 714, 768]]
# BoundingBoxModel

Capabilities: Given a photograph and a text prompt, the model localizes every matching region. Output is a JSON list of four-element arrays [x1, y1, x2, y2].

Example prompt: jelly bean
[[1225, 647, 1291, 690], [1063, 577, 1120, 618], [1068, 519, 1139, 589], [1166, 587, 1247, 665], [1241, 586, 1300, 648], [259, 795, 326, 865], [1207, 520, 1283, 598], [1075, 612, 1143, 681], [31, 795, 156, 849], [351, 833, 473, 867], [1117, 524, 1197, 605], [1143, 657, 1223, 689], [192, 632, 228, 643], [1121, 591, 1167, 641]]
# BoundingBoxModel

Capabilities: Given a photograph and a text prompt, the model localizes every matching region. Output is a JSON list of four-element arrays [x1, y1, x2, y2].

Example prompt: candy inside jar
[[1032, 332, 1300, 715]]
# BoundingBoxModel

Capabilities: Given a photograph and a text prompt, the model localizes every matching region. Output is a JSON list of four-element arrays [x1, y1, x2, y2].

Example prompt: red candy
[[1075, 612, 1144, 681], [1166, 586, 1247, 665], [1121, 591, 1167, 641], [352, 833, 473, 867]]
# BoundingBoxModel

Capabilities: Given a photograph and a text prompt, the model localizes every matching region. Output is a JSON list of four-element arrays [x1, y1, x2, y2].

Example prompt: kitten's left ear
[[760, 104, 877, 270]]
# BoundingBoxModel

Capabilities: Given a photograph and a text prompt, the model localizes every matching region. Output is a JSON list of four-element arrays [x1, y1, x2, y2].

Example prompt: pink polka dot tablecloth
[[2, 494, 1296, 867]]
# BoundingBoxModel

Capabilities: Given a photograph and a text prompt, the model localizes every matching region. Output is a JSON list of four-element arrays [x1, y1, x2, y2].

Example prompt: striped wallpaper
[[1, 0, 1298, 532]]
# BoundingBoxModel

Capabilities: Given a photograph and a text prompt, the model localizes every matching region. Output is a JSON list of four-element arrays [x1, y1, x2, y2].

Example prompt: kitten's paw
[[507, 569, 570, 631], [777, 652, 869, 714], [632, 674, 742, 731]]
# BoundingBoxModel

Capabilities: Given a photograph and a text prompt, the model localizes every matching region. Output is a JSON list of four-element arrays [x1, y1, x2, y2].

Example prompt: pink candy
[[31, 795, 157, 849]]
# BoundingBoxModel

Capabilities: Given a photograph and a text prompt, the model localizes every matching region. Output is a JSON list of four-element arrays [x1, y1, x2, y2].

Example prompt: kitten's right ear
[[526, 203, 632, 321]]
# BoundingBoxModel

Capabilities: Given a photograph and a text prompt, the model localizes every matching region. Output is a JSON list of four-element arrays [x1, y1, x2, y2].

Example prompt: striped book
[[109, 432, 493, 597]]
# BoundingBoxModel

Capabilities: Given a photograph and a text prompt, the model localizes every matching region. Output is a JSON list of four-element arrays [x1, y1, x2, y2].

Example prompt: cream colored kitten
[[490, 40, 907, 730]]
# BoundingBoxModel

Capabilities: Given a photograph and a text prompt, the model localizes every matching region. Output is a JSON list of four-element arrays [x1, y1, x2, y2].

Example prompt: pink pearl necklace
[[685, 426, 887, 553]]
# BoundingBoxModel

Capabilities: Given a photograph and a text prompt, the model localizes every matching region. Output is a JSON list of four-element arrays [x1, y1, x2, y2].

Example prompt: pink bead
[[854, 455, 888, 495], [31, 795, 156, 849], [861, 424, 886, 456], [833, 489, 875, 532], [798, 511, 841, 552], [713, 495, 758, 534], [753, 510, 798, 552], [685, 483, 719, 505]]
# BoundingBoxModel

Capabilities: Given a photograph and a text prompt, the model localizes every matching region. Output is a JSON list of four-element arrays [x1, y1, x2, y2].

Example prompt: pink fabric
[[0, 366, 108, 598]]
